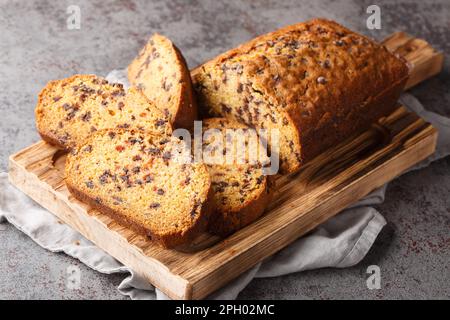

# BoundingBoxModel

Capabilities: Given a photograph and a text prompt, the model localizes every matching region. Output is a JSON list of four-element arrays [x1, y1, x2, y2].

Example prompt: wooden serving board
[[8, 32, 442, 299]]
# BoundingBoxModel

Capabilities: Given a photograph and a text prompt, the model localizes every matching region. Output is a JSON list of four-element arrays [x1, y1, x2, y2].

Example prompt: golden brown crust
[[171, 44, 199, 130], [128, 34, 198, 131], [191, 18, 410, 173]]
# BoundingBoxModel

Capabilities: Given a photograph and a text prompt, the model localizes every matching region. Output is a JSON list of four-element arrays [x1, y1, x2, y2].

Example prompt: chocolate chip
[[159, 138, 170, 145], [65, 110, 77, 120], [98, 174, 108, 185], [112, 90, 125, 97], [83, 145, 92, 153], [81, 111, 92, 122], [120, 174, 130, 185], [132, 166, 140, 174], [117, 101, 124, 110], [59, 132, 70, 144], [190, 200, 202, 218], [80, 93, 88, 102], [147, 147, 160, 155], [144, 174, 154, 183], [156, 188, 165, 195], [322, 60, 331, 68], [132, 155, 142, 161], [149, 202, 160, 209], [221, 103, 232, 113], [334, 40, 345, 46], [256, 176, 264, 184], [85, 181, 94, 189], [53, 96, 62, 102], [155, 119, 166, 127], [237, 83, 243, 93], [108, 131, 116, 139], [212, 181, 229, 193], [128, 137, 142, 145], [162, 152, 171, 161], [162, 79, 172, 91]]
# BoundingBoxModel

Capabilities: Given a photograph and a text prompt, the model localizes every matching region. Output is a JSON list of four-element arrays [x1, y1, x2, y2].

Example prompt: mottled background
[[0, 0, 449, 299]]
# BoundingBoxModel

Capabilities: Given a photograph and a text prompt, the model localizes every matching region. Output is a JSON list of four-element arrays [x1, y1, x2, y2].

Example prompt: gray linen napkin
[[1, 69, 449, 299]]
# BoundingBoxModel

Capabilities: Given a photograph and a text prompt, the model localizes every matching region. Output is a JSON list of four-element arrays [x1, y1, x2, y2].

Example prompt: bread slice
[[128, 33, 198, 130], [191, 19, 409, 174], [35, 74, 171, 151], [65, 128, 212, 248], [201, 118, 273, 236]]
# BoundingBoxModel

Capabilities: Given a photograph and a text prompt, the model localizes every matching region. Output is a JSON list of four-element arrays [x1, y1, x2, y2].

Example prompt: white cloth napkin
[[1, 69, 449, 299]]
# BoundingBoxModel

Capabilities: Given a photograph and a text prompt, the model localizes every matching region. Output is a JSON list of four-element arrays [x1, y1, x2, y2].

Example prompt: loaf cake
[[128, 33, 198, 130], [65, 128, 212, 248], [35, 74, 171, 151], [191, 18, 410, 174], [202, 118, 272, 236]]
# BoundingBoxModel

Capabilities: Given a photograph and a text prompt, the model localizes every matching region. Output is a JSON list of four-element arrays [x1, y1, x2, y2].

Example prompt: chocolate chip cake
[[128, 33, 198, 130], [202, 118, 273, 236], [65, 128, 213, 248], [191, 18, 410, 174], [35, 74, 171, 151]]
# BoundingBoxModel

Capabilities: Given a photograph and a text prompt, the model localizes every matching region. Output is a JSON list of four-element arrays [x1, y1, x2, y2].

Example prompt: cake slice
[[201, 118, 273, 236], [65, 128, 212, 248], [128, 33, 198, 130], [35, 74, 171, 151]]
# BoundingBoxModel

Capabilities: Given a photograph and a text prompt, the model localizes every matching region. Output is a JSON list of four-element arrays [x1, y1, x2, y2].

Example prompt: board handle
[[382, 32, 444, 90]]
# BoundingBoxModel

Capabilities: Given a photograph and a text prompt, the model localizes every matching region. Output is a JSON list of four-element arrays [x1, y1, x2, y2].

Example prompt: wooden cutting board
[[8, 32, 443, 300]]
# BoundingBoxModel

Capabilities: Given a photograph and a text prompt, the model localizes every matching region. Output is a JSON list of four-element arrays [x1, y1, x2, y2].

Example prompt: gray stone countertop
[[0, 0, 448, 299]]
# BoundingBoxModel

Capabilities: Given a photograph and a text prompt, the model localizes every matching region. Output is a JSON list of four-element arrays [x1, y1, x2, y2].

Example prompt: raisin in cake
[[128, 34, 198, 130], [201, 118, 272, 236], [65, 128, 212, 248], [35, 74, 171, 150], [191, 19, 409, 174]]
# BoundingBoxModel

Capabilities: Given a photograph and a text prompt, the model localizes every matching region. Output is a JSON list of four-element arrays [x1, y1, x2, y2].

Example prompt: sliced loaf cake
[[65, 128, 212, 248], [191, 19, 409, 173], [128, 33, 198, 130], [35, 74, 171, 151]]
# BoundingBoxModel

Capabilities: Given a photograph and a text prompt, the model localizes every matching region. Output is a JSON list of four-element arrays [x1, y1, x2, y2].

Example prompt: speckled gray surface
[[0, 0, 449, 299]]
